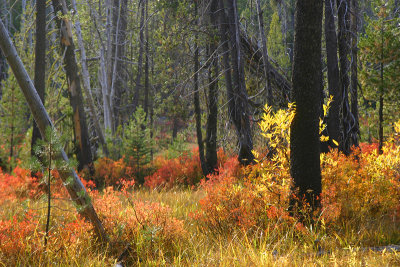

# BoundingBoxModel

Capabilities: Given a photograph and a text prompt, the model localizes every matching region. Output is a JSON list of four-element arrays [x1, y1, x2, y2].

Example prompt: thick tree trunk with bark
[[52, 0, 93, 171], [325, 0, 341, 147], [31, 0, 46, 156], [337, 0, 352, 155], [193, 1, 207, 176], [0, 18, 107, 242], [205, 0, 219, 175], [290, 0, 323, 213], [350, 0, 359, 147], [223, 0, 254, 165]]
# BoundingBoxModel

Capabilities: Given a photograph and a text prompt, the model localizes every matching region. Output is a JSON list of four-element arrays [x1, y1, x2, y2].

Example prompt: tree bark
[[325, 0, 341, 148], [337, 0, 352, 155], [223, 0, 254, 165], [143, 0, 150, 118], [256, 0, 273, 106], [0, 17, 107, 242], [193, 2, 207, 176], [290, 0, 323, 213], [70, 0, 108, 156], [31, 0, 46, 156], [133, 0, 145, 111], [52, 0, 94, 172], [350, 0, 359, 147], [205, 0, 219, 175]]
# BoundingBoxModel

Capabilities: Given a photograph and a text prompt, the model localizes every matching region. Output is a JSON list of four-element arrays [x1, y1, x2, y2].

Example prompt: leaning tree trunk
[[290, 0, 323, 214], [223, 0, 254, 165], [0, 17, 108, 242], [31, 0, 46, 156], [325, 0, 341, 148], [337, 0, 353, 155], [52, 0, 94, 171]]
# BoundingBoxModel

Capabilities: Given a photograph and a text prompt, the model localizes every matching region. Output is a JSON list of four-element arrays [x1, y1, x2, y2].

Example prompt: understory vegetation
[[0, 112, 399, 266]]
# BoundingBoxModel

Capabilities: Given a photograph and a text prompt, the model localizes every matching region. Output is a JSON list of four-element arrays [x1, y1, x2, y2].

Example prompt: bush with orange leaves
[[144, 148, 204, 189], [90, 185, 186, 258], [0, 166, 41, 205], [93, 157, 136, 188], [321, 144, 400, 224]]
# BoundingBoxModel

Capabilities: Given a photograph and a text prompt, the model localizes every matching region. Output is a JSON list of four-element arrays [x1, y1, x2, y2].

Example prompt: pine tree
[[268, 11, 290, 74], [123, 107, 153, 184]]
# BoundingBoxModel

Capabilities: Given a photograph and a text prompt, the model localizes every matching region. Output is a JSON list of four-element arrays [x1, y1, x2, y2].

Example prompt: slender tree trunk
[[205, 0, 219, 175], [31, 0, 46, 156], [256, 0, 272, 106], [143, 0, 150, 118], [0, 17, 107, 242], [350, 0, 359, 147], [193, 3, 207, 176], [378, 22, 384, 154], [71, 0, 108, 156], [52, 0, 94, 172], [325, 0, 341, 147], [337, 0, 352, 155], [223, 0, 254, 165], [134, 0, 145, 111], [290, 0, 323, 213]]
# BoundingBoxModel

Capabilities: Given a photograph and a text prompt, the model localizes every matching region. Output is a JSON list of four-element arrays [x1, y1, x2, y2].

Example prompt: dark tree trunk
[[112, 0, 128, 127], [193, 1, 208, 176], [144, 0, 150, 118], [350, 0, 359, 147], [133, 0, 145, 111], [31, 0, 46, 156], [325, 0, 341, 148], [205, 0, 219, 175], [290, 0, 323, 213], [337, 0, 352, 155], [52, 0, 93, 172], [378, 22, 384, 155], [223, 0, 254, 165]]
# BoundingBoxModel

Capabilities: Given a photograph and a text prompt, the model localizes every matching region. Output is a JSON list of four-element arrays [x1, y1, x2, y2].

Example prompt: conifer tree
[[268, 11, 290, 74]]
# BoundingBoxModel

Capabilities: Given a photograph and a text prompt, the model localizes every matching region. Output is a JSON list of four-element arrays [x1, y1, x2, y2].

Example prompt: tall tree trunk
[[70, 0, 108, 156], [325, 0, 341, 147], [31, 0, 46, 156], [256, 0, 272, 106], [337, 0, 352, 155], [193, 2, 207, 176], [205, 0, 219, 175], [111, 0, 128, 129], [133, 0, 145, 111], [52, 0, 93, 172], [143, 0, 150, 118], [378, 21, 384, 154], [0, 17, 107, 242], [350, 0, 359, 147], [290, 0, 323, 213], [223, 0, 254, 165]]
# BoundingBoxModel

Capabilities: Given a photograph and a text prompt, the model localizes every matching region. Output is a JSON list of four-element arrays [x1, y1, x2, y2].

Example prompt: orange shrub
[[321, 145, 400, 223], [93, 157, 135, 188], [91, 185, 186, 255], [144, 148, 203, 189]]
